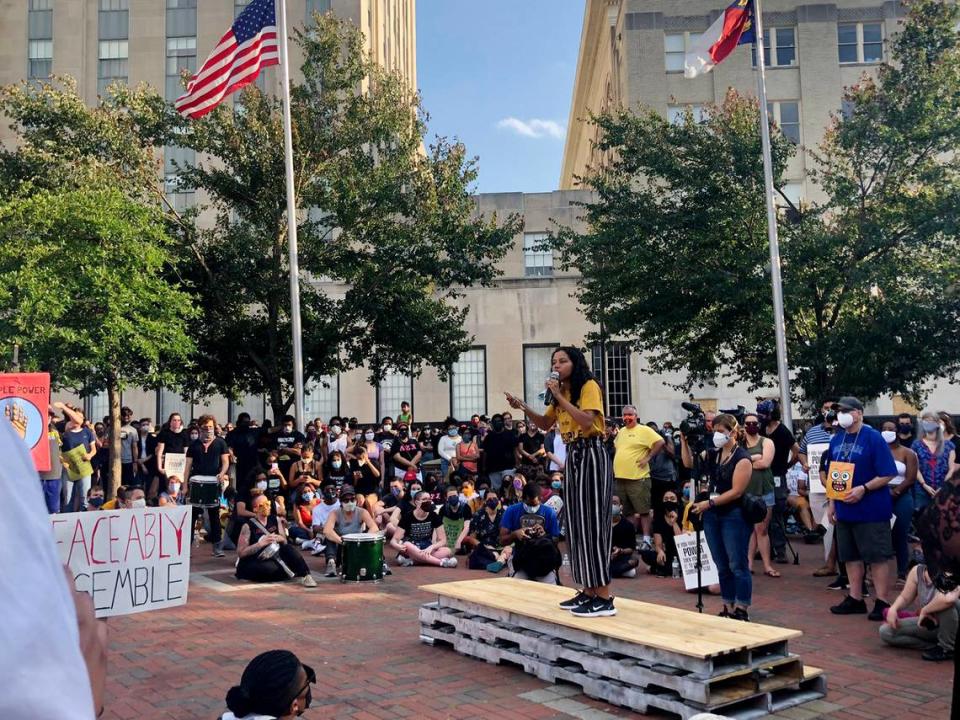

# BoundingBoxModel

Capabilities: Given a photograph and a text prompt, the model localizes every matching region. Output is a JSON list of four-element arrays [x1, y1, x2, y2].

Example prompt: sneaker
[[623, 568, 637, 578], [486, 561, 505, 573], [571, 596, 617, 618], [867, 599, 890, 622], [827, 576, 849, 590], [310, 543, 326, 557], [718, 607, 732, 618], [212, 546, 225, 558], [732, 607, 750, 622], [324, 559, 337, 578], [559, 590, 592, 610], [382, 562, 393, 576], [922, 646, 954, 662], [301, 574, 317, 588], [830, 595, 868, 615], [397, 554, 414, 567], [440, 557, 458, 568]]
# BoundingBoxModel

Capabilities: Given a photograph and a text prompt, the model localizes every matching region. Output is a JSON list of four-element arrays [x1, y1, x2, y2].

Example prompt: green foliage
[[556, 0, 960, 408]]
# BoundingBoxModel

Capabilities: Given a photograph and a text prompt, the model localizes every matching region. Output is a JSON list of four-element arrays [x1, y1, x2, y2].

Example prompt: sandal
[[764, 569, 781, 578]]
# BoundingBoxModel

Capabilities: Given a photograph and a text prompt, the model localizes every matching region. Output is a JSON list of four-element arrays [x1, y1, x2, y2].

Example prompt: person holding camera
[[682, 413, 754, 621], [881, 562, 959, 662], [500, 481, 562, 584]]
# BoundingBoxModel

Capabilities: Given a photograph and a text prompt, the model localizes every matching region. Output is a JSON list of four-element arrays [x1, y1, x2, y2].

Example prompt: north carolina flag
[[684, 0, 756, 78]]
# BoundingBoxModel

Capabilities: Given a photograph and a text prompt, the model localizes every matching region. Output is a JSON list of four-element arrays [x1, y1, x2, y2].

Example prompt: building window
[[838, 22, 883, 64], [166, 36, 197, 100], [523, 345, 556, 412], [377, 370, 412, 422], [667, 104, 705, 125], [451, 348, 486, 420], [306, 0, 331, 23], [664, 32, 701, 73], [99, 0, 128, 9], [768, 101, 801, 145], [159, 388, 193, 423], [523, 232, 553, 277], [28, 40, 53, 80], [84, 390, 111, 425], [591, 343, 631, 418], [28, 0, 53, 80], [305, 375, 339, 421], [164, 145, 196, 211], [97, 40, 129, 95], [752, 27, 797, 67]]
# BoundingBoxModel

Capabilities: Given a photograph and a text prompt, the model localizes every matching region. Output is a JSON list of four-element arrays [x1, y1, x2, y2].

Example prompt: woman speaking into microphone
[[506, 346, 615, 617]]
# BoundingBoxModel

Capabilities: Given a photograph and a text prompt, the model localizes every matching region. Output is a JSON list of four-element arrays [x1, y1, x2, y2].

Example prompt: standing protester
[[683, 413, 754, 621], [271, 415, 305, 482], [454, 426, 480, 481], [226, 413, 263, 502], [939, 412, 960, 478], [507, 345, 614, 618], [647, 422, 678, 519], [881, 420, 918, 583], [437, 419, 461, 480], [612, 405, 665, 550], [184, 414, 230, 557], [799, 402, 839, 578], [156, 412, 189, 500], [742, 413, 779, 578], [390, 423, 422, 482], [825, 397, 898, 621], [481, 413, 519, 491], [40, 411, 63, 513], [58, 403, 96, 512], [517, 420, 546, 469], [911, 410, 956, 515], [137, 418, 158, 492], [757, 399, 799, 564], [119, 407, 140, 488]]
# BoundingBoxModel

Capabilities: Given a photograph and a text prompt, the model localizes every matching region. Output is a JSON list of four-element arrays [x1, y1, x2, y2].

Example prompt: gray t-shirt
[[119, 424, 139, 463]]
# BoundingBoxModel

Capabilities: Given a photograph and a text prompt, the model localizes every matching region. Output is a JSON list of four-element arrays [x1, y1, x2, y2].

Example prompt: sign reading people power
[[0, 372, 51, 471], [51, 506, 191, 618], [674, 532, 720, 591]]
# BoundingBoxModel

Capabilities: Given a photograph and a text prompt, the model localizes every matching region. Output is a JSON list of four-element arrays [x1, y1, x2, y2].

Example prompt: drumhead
[[342, 533, 381, 542]]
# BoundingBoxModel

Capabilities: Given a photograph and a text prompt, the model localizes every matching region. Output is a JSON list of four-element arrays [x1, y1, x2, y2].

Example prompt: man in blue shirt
[[824, 397, 898, 621], [501, 482, 561, 584]]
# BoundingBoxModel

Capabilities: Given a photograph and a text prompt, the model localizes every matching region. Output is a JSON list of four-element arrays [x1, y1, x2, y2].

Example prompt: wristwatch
[[708, 498, 716, 509]]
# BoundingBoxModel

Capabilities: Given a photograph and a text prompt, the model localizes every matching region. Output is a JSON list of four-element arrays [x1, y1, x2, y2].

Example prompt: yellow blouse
[[544, 379, 605, 442]]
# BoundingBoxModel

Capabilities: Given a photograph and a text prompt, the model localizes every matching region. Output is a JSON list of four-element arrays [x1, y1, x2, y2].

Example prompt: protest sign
[[51, 506, 191, 618], [674, 531, 720, 591], [164, 452, 187, 480], [0, 372, 51, 471], [806, 443, 829, 495]]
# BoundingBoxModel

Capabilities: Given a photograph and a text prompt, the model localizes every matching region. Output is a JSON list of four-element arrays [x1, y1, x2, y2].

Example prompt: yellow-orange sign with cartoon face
[[826, 461, 855, 500]]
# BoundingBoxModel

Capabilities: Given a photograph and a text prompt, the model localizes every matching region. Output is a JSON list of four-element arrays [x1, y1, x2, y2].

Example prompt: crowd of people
[[39, 388, 960, 659]]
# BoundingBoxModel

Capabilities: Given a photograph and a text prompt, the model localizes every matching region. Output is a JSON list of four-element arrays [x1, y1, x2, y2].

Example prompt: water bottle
[[563, 552, 570, 567], [672, 557, 681, 579]]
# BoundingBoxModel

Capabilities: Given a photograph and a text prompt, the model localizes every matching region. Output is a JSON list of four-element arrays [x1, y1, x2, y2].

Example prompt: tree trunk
[[108, 375, 122, 499]]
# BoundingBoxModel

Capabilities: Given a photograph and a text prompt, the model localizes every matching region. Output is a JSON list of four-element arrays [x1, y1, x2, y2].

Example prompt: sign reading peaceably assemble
[[51, 506, 191, 618]]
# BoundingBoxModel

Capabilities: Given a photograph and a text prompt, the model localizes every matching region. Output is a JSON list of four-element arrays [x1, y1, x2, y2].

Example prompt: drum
[[341, 533, 384, 582], [189, 475, 221, 507]]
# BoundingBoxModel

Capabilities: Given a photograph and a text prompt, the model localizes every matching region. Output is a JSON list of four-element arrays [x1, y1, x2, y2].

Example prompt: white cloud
[[496, 117, 566, 140]]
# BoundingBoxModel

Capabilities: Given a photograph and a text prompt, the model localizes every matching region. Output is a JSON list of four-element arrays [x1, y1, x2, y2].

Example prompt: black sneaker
[[867, 599, 890, 622], [830, 595, 868, 615], [571, 596, 617, 618], [558, 590, 591, 610], [732, 607, 750, 622], [922, 646, 954, 662], [718, 607, 731, 618], [827, 576, 849, 590]]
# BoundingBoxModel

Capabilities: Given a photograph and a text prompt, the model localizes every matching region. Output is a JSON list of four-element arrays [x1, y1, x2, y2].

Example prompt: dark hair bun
[[225, 685, 252, 716]]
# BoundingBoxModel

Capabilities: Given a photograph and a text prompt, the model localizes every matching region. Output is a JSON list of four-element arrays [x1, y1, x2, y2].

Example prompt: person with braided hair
[[222, 649, 316, 719]]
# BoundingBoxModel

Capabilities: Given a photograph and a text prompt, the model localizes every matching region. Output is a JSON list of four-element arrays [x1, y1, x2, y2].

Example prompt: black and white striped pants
[[565, 436, 613, 589]]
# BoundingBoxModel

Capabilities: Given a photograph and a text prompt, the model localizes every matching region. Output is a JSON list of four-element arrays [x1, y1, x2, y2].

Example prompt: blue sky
[[416, 1, 585, 194]]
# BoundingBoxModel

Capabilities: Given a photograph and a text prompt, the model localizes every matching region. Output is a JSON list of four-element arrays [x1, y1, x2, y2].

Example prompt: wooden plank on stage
[[420, 577, 802, 660]]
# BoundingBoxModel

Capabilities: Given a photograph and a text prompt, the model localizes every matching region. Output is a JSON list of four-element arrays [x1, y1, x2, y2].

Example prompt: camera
[[679, 401, 708, 441]]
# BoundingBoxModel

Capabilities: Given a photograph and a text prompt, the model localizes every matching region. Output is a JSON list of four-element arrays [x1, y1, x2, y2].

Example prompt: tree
[[0, 186, 195, 495], [555, 0, 960, 409], [141, 13, 520, 420]]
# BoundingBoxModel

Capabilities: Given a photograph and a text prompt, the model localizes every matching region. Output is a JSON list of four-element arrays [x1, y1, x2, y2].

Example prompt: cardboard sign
[[806, 443, 830, 495], [826, 461, 856, 500], [51, 506, 191, 618], [674, 531, 720, 590], [0, 372, 51, 471], [164, 452, 187, 480]]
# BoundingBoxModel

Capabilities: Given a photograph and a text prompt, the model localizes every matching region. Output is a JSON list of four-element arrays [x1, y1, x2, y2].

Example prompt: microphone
[[681, 401, 702, 413], [543, 371, 560, 406]]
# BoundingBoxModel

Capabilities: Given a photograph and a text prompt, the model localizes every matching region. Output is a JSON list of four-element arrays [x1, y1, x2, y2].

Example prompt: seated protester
[[289, 487, 318, 544], [287, 444, 320, 495], [221, 649, 316, 720], [101, 484, 128, 510], [500, 482, 562, 584], [438, 485, 473, 554], [264, 452, 286, 500], [378, 477, 411, 532], [270, 415, 305, 480], [610, 494, 640, 578], [390, 490, 459, 568], [463, 491, 514, 572], [389, 424, 422, 482], [158, 475, 184, 507], [230, 476, 268, 546], [881, 562, 960, 662], [543, 473, 565, 537], [321, 485, 381, 577], [785, 462, 819, 536], [640, 496, 683, 577], [85, 486, 105, 511], [306, 485, 340, 555], [458, 477, 482, 514], [235, 495, 316, 587], [347, 438, 381, 511], [502, 472, 524, 507], [324, 450, 350, 491], [120, 486, 146, 509], [423, 471, 445, 507]]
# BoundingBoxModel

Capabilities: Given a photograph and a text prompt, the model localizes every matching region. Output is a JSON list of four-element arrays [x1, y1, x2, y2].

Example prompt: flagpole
[[276, 0, 306, 431], [752, 0, 793, 430]]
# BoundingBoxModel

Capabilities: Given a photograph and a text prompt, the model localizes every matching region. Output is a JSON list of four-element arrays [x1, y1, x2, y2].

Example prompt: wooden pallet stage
[[419, 578, 826, 719]]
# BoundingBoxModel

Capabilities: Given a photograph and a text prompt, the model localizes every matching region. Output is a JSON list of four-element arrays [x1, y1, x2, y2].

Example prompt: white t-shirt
[[311, 500, 341, 528], [548, 434, 567, 472], [438, 435, 460, 461], [0, 417, 96, 718]]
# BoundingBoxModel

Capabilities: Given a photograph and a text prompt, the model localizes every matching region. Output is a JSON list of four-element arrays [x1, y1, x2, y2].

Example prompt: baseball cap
[[836, 396, 864, 412], [339, 484, 356, 498], [403, 469, 418, 483]]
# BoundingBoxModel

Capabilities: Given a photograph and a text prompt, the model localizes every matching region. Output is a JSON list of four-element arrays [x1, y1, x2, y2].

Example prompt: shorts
[[615, 477, 651, 516], [763, 491, 775, 509], [835, 520, 894, 564]]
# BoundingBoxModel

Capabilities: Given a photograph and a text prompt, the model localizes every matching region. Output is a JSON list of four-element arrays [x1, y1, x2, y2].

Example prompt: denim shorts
[[762, 491, 776, 508]]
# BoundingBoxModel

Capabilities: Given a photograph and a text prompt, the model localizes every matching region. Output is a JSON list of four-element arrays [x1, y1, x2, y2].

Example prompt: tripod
[[689, 440, 709, 614]]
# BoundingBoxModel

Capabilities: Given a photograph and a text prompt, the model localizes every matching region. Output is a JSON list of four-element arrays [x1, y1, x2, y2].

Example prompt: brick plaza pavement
[[101, 540, 951, 720]]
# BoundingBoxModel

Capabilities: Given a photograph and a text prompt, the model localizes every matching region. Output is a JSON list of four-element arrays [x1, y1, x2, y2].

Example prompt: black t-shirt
[[482, 430, 518, 472], [652, 515, 678, 560], [612, 517, 636, 551], [520, 431, 545, 457], [706, 447, 752, 514], [390, 437, 421, 464], [157, 428, 189, 456], [349, 458, 379, 496], [324, 466, 349, 491], [383, 492, 413, 515], [438, 502, 473, 522], [763, 422, 795, 477], [471, 508, 503, 547], [272, 430, 306, 452], [186, 438, 229, 477], [227, 426, 262, 470], [399, 510, 442, 543]]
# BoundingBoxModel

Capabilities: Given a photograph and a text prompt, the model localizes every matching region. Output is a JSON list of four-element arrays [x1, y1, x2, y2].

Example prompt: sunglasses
[[744, 422, 760, 428], [292, 664, 316, 707]]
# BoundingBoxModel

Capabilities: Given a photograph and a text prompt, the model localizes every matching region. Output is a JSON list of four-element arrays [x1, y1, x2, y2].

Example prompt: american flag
[[175, 0, 279, 119]]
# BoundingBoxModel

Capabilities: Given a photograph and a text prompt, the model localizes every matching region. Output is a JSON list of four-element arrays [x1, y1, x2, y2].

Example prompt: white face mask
[[256, 480, 268, 491], [342, 501, 357, 512], [131, 498, 146, 509], [330, 425, 341, 436], [522, 503, 539, 514], [712, 431, 730, 449], [170, 482, 181, 495], [364, 432, 375, 441], [881, 430, 897, 444], [837, 412, 855, 429]]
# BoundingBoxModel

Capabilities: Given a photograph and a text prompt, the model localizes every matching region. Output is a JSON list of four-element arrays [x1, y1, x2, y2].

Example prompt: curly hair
[[552, 346, 600, 407]]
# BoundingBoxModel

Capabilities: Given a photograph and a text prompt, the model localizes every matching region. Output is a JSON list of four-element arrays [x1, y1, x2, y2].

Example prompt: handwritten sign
[[164, 452, 187, 480], [807, 443, 829, 495], [0, 372, 51, 471], [51, 506, 191, 618], [674, 531, 720, 591]]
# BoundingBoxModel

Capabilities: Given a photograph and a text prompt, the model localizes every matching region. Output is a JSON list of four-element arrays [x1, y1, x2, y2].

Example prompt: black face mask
[[491, 419, 505, 431], [898, 424, 914, 436], [663, 501, 680, 514]]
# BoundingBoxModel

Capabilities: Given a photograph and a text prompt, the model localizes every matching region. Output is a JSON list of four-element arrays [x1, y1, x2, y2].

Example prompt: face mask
[[512, 478, 523, 491], [391, 486, 402, 497], [331, 460, 342, 469], [837, 412, 855, 429], [170, 483, 181, 495], [323, 491, 337, 503], [462, 434, 472, 443], [190, 432, 199, 441], [131, 499, 146, 509], [491, 419, 505, 431], [744, 424, 760, 436], [922, 420, 940, 434], [612, 504, 622, 516], [682, 486, 690, 500], [551, 480, 562, 490], [712, 431, 730, 449], [302, 492, 315, 501], [383, 424, 392, 432], [342, 501, 357, 512], [330, 425, 341, 436], [897, 424, 914, 436], [478, 489, 487, 499], [364, 432, 375, 441], [399, 430, 409, 439], [203, 427, 215, 439], [663, 501, 680, 514], [447, 428, 458, 437], [256, 480, 268, 491], [447, 496, 459, 507], [485, 498, 499, 509], [88, 496, 104, 508], [419, 501, 432, 512], [881, 430, 897, 444], [522, 503, 539, 514]]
